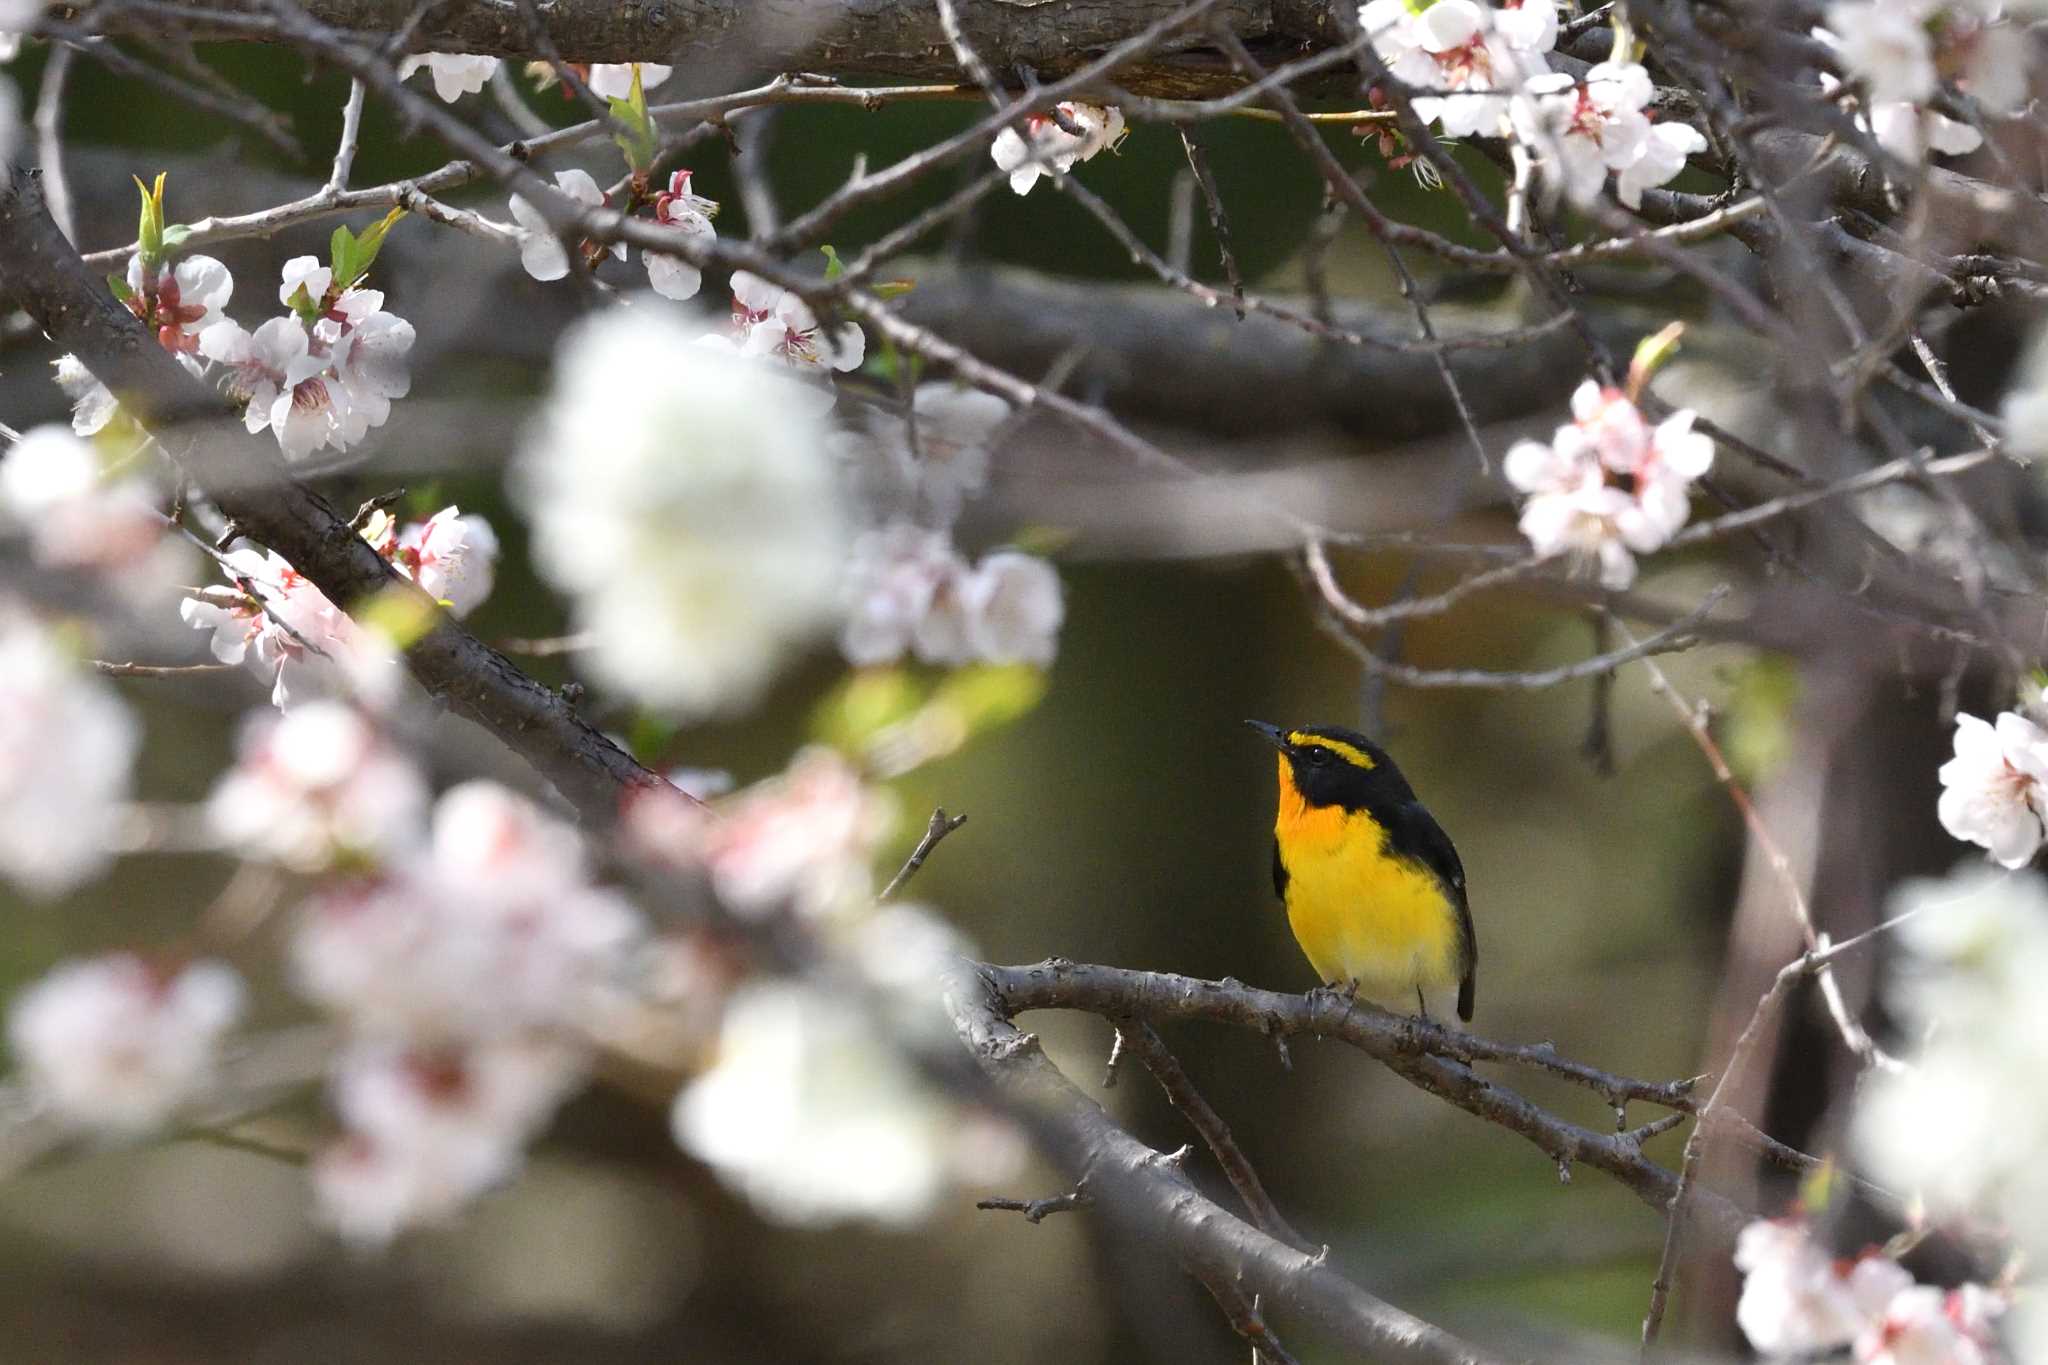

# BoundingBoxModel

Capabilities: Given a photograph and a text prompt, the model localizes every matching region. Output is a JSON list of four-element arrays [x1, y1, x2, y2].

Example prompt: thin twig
[[878, 808, 969, 902]]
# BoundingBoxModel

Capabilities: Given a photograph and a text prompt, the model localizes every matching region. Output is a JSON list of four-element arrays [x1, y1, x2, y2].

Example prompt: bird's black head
[[1244, 720, 1418, 812]]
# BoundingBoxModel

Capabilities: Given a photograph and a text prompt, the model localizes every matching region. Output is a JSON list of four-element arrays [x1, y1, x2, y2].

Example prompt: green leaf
[[134, 172, 167, 266], [813, 667, 929, 752], [931, 663, 1047, 735], [331, 207, 407, 290], [820, 245, 844, 282], [607, 65, 658, 174], [1626, 321, 1686, 398], [160, 224, 193, 253], [872, 278, 916, 301], [106, 273, 135, 304]]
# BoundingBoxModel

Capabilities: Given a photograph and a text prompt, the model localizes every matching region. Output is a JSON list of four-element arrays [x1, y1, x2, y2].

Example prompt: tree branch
[[0, 169, 666, 824]]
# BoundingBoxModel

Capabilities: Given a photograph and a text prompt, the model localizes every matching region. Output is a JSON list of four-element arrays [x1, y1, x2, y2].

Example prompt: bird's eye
[[1305, 747, 1331, 767]]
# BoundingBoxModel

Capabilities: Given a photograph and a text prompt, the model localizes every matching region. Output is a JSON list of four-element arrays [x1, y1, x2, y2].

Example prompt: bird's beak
[[1243, 719, 1289, 751]]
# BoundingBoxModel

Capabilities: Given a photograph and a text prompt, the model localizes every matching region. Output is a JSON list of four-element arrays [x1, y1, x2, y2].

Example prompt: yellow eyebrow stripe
[[1284, 732, 1374, 770]]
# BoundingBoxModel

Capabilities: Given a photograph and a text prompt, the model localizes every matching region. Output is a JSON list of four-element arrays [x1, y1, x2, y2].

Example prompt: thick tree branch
[[0, 169, 666, 824], [76, 0, 1350, 97]]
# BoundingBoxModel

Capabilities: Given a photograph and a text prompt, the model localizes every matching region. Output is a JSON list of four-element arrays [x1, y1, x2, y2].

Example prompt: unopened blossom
[[205, 701, 429, 872], [671, 980, 956, 1227], [1735, 1217, 1913, 1357], [587, 62, 671, 100], [644, 167, 718, 301], [1358, 0, 1556, 138], [52, 354, 119, 437], [1937, 709, 2048, 866], [1856, 1284, 2002, 1365], [379, 505, 499, 616], [990, 100, 1127, 195], [199, 316, 351, 461], [0, 609, 139, 897], [180, 544, 384, 708], [7, 955, 244, 1134], [0, 424, 173, 578], [508, 168, 621, 283], [723, 269, 866, 378], [1503, 380, 1713, 588], [314, 1038, 581, 1243], [517, 307, 847, 715], [125, 252, 233, 355], [398, 52, 500, 102], [699, 746, 892, 918]]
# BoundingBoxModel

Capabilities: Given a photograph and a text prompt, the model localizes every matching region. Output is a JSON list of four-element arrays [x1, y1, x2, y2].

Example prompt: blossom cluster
[[1822, 0, 2031, 160], [1360, 0, 1706, 206], [510, 165, 719, 302], [1502, 376, 1714, 588], [1734, 1215, 2006, 1363], [181, 503, 498, 708], [841, 525, 1065, 669]]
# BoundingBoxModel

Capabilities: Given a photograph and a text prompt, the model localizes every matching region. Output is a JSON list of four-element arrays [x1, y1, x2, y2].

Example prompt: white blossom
[[205, 701, 429, 872], [0, 424, 174, 579], [314, 1038, 582, 1243], [1936, 709, 2048, 866], [52, 354, 119, 437], [1615, 120, 1710, 207], [726, 269, 866, 378], [398, 53, 500, 102], [0, 608, 139, 897], [1828, 0, 1942, 105], [377, 504, 499, 616], [990, 101, 1127, 195], [587, 62, 671, 100], [1503, 379, 1713, 588], [644, 166, 718, 301], [517, 306, 848, 716], [840, 523, 968, 666], [179, 544, 386, 708], [671, 980, 955, 1227], [1511, 64, 1653, 205], [1358, 0, 1556, 138], [1734, 1216, 1913, 1357], [1867, 100, 1985, 159], [125, 252, 233, 354], [959, 550, 1064, 667], [7, 955, 243, 1134], [508, 168, 619, 283], [835, 382, 1012, 525], [199, 316, 351, 461], [292, 781, 642, 1042], [1855, 1284, 2002, 1365], [316, 288, 416, 446]]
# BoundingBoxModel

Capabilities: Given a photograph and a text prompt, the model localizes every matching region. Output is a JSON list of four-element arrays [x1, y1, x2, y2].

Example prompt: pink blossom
[[0, 424, 172, 577], [378, 505, 499, 617], [124, 252, 233, 355], [179, 544, 377, 708], [1359, 0, 1555, 138], [1856, 1284, 2004, 1365], [699, 748, 893, 918], [205, 701, 429, 872], [727, 269, 866, 376], [1735, 1217, 1913, 1356], [7, 954, 243, 1134]]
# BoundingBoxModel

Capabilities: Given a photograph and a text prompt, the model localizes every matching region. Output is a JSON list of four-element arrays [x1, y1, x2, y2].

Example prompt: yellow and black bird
[[1246, 721, 1477, 1022]]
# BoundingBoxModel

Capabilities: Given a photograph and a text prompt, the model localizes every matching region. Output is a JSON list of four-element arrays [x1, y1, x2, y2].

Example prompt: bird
[[1245, 720, 1477, 1022]]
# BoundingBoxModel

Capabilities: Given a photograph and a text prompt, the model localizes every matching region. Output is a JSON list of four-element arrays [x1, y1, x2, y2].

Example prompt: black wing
[[1388, 800, 1477, 1021], [1271, 841, 1289, 900]]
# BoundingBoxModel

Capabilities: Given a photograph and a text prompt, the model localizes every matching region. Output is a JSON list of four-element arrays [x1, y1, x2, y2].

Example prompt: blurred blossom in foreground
[[8, 955, 244, 1134], [990, 101, 1126, 195], [315, 1038, 582, 1243], [293, 780, 642, 1043], [1936, 707, 2048, 867], [1503, 377, 1713, 589], [1734, 1217, 1912, 1357], [2003, 328, 2048, 465], [0, 608, 139, 897], [671, 979, 962, 1228], [695, 746, 894, 919], [832, 381, 1012, 526], [518, 306, 847, 716], [52, 354, 120, 437], [181, 544, 390, 709], [1854, 863, 2048, 1224], [0, 424, 186, 592], [206, 701, 429, 873]]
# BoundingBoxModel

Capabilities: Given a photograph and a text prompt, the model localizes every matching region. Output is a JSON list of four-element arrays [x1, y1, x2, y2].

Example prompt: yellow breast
[[1274, 759, 1462, 1008]]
